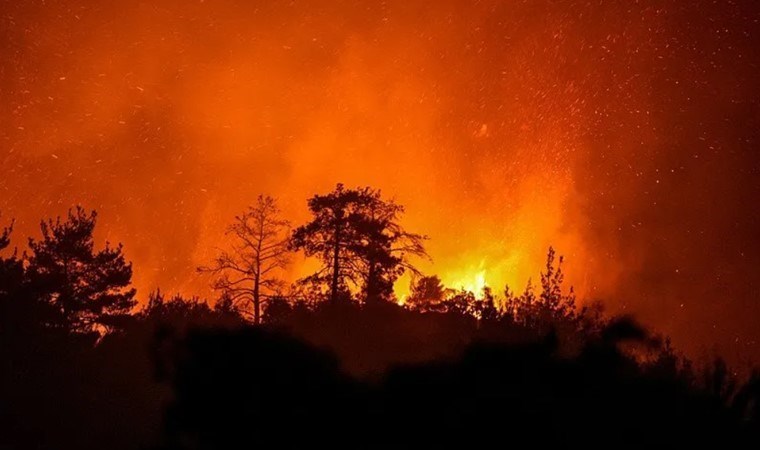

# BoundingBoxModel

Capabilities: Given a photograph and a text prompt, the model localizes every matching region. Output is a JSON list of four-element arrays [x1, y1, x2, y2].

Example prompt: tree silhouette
[[139, 289, 243, 330], [291, 184, 426, 303], [0, 217, 59, 336], [504, 278, 535, 325], [0, 219, 17, 289], [539, 246, 576, 320], [25, 207, 136, 332], [473, 286, 501, 321], [0, 219, 26, 330], [503, 247, 576, 333], [3, 202, 760, 449], [0, 219, 11, 251], [290, 184, 375, 302], [440, 288, 477, 315], [357, 194, 427, 303], [199, 195, 290, 324], [406, 275, 445, 311]]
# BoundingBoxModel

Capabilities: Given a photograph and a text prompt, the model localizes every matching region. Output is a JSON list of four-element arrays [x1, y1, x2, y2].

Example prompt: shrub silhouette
[[1, 206, 759, 449], [157, 318, 756, 449]]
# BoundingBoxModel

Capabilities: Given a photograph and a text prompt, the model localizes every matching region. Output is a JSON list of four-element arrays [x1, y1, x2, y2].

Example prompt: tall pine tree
[[26, 207, 136, 332]]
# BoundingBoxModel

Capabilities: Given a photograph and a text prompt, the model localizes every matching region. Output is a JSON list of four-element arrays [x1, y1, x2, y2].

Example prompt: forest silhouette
[[2, 184, 760, 449]]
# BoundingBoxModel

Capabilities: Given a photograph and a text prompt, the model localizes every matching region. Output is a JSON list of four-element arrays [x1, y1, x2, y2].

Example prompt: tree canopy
[[25, 207, 136, 331], [291, 183, 427, 303]]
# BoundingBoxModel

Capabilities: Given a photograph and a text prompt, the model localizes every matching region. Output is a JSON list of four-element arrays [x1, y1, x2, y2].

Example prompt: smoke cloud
[[2, 0, 759, 361]]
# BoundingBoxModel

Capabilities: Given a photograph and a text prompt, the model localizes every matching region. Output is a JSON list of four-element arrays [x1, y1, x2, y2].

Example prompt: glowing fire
[[3, 0, 758, 365], [444, 261, 488, 295], [1, 0, 601, 307], [453, 270, 487, 295]]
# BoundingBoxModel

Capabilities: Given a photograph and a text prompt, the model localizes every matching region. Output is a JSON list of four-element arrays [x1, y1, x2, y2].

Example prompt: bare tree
[[199, 195, 290, 324]]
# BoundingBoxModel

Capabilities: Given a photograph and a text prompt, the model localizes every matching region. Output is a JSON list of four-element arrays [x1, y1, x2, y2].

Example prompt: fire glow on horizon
[[2, 0, 760, 361]]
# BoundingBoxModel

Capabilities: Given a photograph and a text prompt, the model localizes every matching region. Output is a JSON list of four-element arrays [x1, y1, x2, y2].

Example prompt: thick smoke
[[2, 0, 759, 361]]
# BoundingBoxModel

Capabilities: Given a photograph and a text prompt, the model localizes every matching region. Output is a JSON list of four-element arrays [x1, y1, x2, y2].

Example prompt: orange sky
[[2, 0, 760, 363]]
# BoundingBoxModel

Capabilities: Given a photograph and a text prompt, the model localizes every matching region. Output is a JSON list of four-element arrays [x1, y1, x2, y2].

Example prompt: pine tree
[[291, 184, 426, 303], [26, 207, 136, 332]]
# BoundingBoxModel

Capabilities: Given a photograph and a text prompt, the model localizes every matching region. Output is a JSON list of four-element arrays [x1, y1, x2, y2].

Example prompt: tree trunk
[[253, 274, 261, 324], [331, 222, 341, 302], [366, 262, 377, 303]]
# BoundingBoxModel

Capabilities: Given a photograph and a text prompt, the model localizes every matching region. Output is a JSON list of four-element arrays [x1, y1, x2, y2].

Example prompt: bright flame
[[450, 270, 486, 295], [1, 1, 599, 308], [446, 264, 488, 296], [2, 0, 757, 366]]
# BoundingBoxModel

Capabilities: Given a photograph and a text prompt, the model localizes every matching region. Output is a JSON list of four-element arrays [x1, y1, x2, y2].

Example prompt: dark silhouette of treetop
[[0, 219, 12, 251], [199, 195, 290, 324], [406, 275, 445, 311], [26, 206, 136, 331], [291, 183, 427, 303], [0, 218, 23, 310], [1, 198, 759, 450], [539, 246, 576, 317], [502, 247, 577, 334]]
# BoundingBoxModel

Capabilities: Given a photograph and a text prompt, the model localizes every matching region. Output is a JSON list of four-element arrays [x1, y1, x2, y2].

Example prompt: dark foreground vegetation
[[2, 185, 760, 449]]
